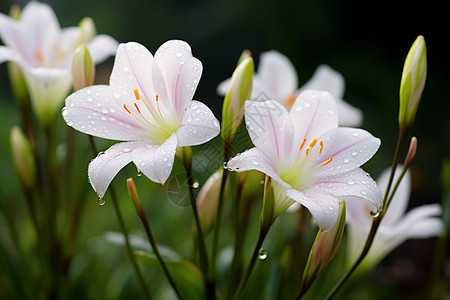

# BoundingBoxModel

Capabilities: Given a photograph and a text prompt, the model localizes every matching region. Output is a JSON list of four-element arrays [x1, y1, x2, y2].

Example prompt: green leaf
[[135, 251, 205, 300]]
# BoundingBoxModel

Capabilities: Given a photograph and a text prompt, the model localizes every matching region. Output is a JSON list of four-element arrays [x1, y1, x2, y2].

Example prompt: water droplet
[[223, 162, 228, 169], [370, 210, 380, 217], [137, 169, 142, 177], [176, 52, 183, 57], [351, 151, 358, 156], [352, 132, 359, 137], [96, 151, 105, 158], [98, 198, 105, 206], [193, 181, 200, 189], [304, 102, 311, 108], [328, 109, 335, 115], [295, 105, 303, 112], [343, 158, 350, 163], [347, 179, 355, 185], [252, 160, 259, 166], [213, 119, 220, 127], [258, 248, 268, 260]]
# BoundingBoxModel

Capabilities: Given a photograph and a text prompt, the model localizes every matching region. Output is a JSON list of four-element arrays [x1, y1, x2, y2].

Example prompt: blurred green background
[[0, 0, 448, 299]]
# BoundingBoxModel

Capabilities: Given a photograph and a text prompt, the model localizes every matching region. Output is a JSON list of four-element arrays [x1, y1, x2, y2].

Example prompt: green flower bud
[[399, 35, 427, 129], [72, 44, 95, 91], [77, 17, 97, 45], [221, 55, 254, 143], [10, 126, 36, 190], [300, 201, 346, 293]]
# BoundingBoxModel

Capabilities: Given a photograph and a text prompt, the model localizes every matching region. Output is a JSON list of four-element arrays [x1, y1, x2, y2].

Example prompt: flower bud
[[72, 44, 95, 91], [10, 126, 36, 190], [77, 17, 97, 45], [221, 55, 254, 143], [197, 169, 226, 234], [399, 35, 427, 129], [301, 200, 346, 292]]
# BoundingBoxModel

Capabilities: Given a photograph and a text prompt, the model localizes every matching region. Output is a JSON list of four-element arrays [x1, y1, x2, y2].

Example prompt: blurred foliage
[[0, 0, 448, 299]]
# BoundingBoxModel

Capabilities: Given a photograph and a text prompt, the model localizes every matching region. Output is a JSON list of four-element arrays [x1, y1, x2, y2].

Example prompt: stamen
[[35, 50, 43, 63], [319, 141, 323, 154], [123, 104, 131, 114], [309, 138, 318, 148], [299, 138, 307, 150], [323, 157, 333, 165], [134, 103, 141, 114], [155, 94, 159, 102], [134, 89, 141, 100], [305, 148, 310, 156]]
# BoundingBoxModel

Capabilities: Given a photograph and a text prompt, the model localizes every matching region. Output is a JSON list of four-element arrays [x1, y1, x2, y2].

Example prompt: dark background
[[0, 0, 448, 298]]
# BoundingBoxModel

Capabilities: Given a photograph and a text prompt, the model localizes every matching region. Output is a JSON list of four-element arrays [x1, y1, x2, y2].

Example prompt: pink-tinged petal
[[258, 51, 298, 101], [63, 85, 146, 141], [153, 40, 202, 116], [344, 196, 373, 225], [110, 42, 157, 109], [313, 127, 381, 177], [88, 141, 144, 199], [289, 90, 338, 149], [176, 100, 220, 147], [377, 166, 411, 226], [299, 65, 345, 99], [87, 34, 119, 64], [131, 133, 178, 184], [227, 147, 289, 187], [244, 100, 294, 163], [0, 14, 32, 64], [285, 188, 340, 232], [336, 98, 363, 127], [311, 168, 382, 210], [20, 1, 60, 63]]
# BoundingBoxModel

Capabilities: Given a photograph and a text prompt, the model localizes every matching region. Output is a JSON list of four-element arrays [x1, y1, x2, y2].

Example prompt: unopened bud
[[72, 45, 95, 91], [403, 136, 417, 170], [221, 55, 254, 143], [10, 126, 36, 190], [197, 169, 225, 234], [399, 35, 427, 129], [77, 17, 97, 45]]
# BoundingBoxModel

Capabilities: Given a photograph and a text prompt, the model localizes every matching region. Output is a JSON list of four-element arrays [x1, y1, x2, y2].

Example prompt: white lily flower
[[227, 90, 382, 231], [62, 40, 220, 199], [346, 166, 443, 269], [217, 51, 363, 126], [0, 1, 118, 126]]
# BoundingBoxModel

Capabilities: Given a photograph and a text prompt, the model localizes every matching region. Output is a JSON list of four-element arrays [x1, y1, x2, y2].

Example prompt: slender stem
[[128, 178, 182, 299], [232, 226, 269, 300], [88, 136, 152, 300], [182, 148, 215, 300], [211, 142, 231, 276]]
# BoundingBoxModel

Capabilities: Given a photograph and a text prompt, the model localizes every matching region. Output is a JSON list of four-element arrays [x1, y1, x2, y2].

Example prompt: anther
[[133, 89, 140, 100], [319, 141, 323, 154], [323, 157, 333, 165], [134, 103, 141, 114], [35, 50, 44, 63], [299, 138, 307, 150], [123, 104, 131, 114], [309, 138, 318, 148], [155, 94, 159, 102]]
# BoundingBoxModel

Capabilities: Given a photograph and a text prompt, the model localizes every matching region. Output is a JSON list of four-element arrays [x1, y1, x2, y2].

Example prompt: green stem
[[232, 226, 269, 300], [182, 148, 215, 299], [211, 142, 231, 276], [88, 136, 152, 300]]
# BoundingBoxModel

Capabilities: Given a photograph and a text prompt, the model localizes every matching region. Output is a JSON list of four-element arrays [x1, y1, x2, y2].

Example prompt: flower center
[[122, 88, 179, 143], [279, 137, 333, 190]]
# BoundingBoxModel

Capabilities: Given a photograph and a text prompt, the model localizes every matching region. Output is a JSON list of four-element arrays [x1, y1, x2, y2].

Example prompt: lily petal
[[258, 50, 298, 101], [299, 65, 345, 99], [131, 133, 178, 184], [336, 99, 363, 127], [88, 141, 144, 199], [285, 188, 340, 232], [313, 127, 381, 177], [227, 147, 289, 187], [154, 40, 202, 116], [87, 34, 119, 64], [176, 100, 220, 147], [377, 166, 411, 226], [289, 90, 339, 149], [244, 99, 294, 162], [0, 46, 17, 63], [63, 85, 146, 141], [311, 168, 382, 210]]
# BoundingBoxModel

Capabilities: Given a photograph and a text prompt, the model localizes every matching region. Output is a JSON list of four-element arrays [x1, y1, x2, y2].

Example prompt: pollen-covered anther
[[123, 104, 131, 114], [133, 88, 141, 100]]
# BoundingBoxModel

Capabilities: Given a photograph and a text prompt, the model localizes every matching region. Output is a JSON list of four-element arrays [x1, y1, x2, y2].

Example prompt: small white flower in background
[[227, 90, 381, 231], [62, 40, 220, 199], [346, 166, 443, 270], [217, 51, 363, 127], [0, 1, 118, 126]]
